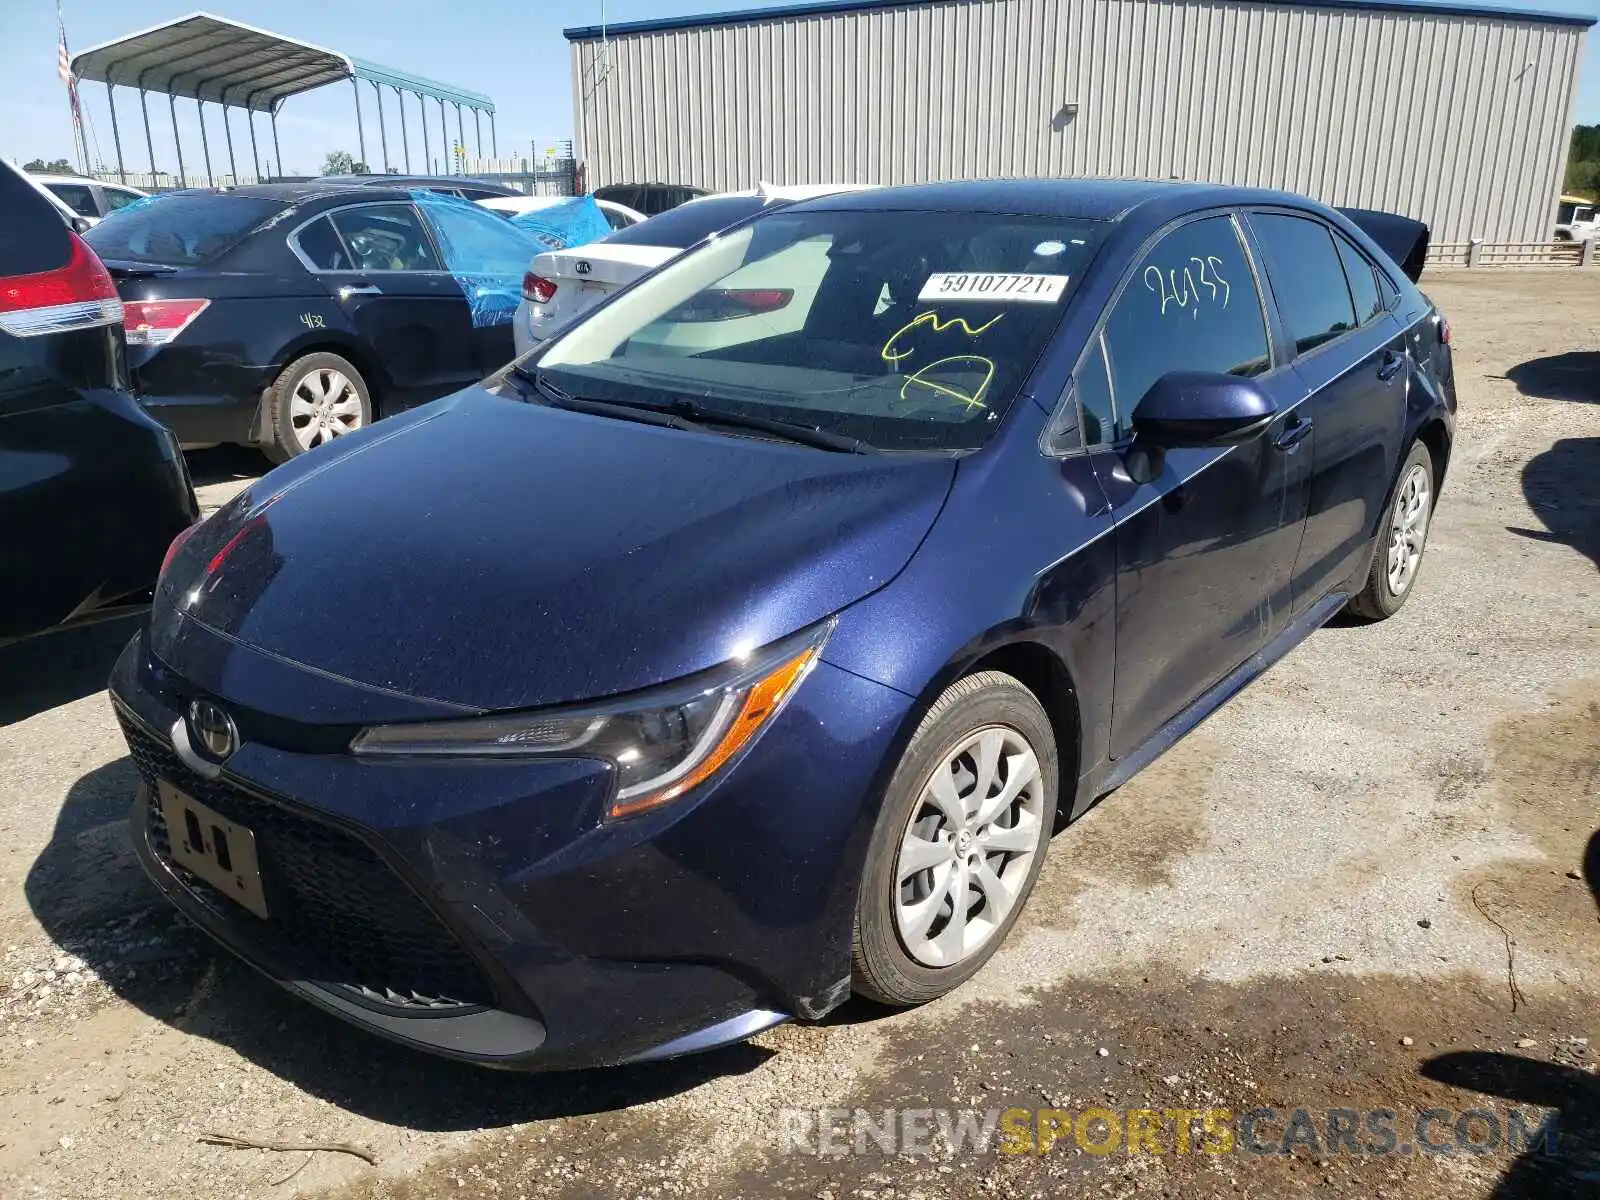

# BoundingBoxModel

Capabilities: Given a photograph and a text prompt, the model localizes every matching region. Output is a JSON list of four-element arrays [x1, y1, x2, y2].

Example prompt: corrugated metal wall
[[569, 0, 1586, 242]]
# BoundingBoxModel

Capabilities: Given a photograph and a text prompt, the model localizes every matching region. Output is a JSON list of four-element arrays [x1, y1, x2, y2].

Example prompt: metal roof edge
[[562, 0, 1596, 40], [348, 58, 495, 111]]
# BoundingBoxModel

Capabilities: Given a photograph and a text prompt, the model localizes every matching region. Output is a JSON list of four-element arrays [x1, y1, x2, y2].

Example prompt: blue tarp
[[411, 189, 555, 328], [506, 196, 612, 253]]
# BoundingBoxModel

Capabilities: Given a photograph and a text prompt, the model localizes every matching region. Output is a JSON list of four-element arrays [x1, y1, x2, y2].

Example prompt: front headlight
[[349, 621, 832, 819]]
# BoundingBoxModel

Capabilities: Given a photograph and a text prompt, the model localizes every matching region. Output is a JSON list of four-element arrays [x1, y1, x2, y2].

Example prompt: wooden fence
[[1428, 239, 1593, 268]]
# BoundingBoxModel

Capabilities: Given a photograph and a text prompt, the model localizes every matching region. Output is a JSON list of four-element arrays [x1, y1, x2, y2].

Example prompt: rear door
[[1246, 211, 1408, 613], [299, 202, 478, 403]]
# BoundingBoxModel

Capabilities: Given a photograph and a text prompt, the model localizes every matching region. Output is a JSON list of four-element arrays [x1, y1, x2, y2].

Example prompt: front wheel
[[1346, 440, 1435, 620], [852, 671, 1059, 1006], [261, 352, 372, 464]]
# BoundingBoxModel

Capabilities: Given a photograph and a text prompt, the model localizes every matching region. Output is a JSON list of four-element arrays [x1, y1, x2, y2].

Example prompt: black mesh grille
[[118, 708, 496, 1011]]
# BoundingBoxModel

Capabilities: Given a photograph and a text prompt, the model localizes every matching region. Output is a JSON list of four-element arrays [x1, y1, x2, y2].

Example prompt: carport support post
[[489, 112, 498, 158], [396, 87, 411, 173], [168, 93, 186, 187], [222, 104, 238, 185], [472, 108, 482, 160], [419, 92, 431, 175], [374, 81, 390, 174], [138, 90, 157, 183], [455, 104, 466, 173], [351, 79, 367, 171], [247, 109, 262, 183], [196, 100, 215, 187], [438, 99, 449, 175], [105, 82, 127, 185], [271, 110, 282, 179]]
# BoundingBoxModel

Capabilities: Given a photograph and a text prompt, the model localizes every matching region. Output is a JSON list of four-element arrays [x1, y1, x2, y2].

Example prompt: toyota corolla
[[110, 179, 1453, 1068]]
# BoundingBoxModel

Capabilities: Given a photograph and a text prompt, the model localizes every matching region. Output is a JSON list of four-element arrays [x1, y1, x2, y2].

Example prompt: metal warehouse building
[[566, 0, 1592, 243]]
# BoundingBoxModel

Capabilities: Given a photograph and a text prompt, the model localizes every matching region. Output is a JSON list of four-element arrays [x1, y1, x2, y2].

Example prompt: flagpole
[[58, 0, 89, 175]]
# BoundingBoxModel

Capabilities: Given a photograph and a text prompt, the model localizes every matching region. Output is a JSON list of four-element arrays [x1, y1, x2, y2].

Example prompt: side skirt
[[1076, 589, 1350, 816]]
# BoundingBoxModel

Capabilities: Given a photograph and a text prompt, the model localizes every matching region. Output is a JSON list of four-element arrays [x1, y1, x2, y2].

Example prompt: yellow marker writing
[[899, 355, 995, 411], [882, 310, 1003, 364]]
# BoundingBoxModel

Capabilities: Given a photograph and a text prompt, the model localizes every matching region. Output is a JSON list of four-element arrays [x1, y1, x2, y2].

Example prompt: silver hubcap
[[894, 725, 1046, 968], [1387, 463, 1432, 595], [289, 368, 363, 451]]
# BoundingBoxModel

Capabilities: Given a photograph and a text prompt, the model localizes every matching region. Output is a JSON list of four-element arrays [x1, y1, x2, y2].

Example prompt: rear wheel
[[261, 352, 371, 464], [1347, 440, 1435, 620], [852, 671, 1059, 1006]]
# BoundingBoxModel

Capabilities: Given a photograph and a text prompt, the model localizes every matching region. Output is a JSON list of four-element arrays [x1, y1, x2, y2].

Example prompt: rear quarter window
[[603, 197, 770, 250], [0, 165, 71, 274], [85, 194, 289, 266]]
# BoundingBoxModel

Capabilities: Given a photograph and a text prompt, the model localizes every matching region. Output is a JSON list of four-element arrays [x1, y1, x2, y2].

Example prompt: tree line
[[1566, 125, 1600, 198]]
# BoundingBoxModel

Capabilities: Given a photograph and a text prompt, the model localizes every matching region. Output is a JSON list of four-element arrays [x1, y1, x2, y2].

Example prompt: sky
[[1, 0, 1597, 178]]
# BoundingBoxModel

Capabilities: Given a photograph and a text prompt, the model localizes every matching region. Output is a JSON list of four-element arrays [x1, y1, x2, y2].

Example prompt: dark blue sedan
[[110, 179, 1455, 1068]]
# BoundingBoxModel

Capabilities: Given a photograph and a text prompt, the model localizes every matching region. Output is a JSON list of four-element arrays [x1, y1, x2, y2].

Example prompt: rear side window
[[293, 216, 353, 270], [603, 197, 769, 249], [1101, 214, 1270, 439], [85, 194, 288, 266], [1251, 213, 1358, 354], [0, 164, 71, 274], [1334, 232, 1383, 326], [328, 205, 441, 272], [45, 183, 98, 217], [104, 188, 143, 212]]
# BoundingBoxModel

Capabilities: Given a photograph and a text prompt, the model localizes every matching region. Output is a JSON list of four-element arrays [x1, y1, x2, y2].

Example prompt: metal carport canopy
[[71, 11, 494, 112]]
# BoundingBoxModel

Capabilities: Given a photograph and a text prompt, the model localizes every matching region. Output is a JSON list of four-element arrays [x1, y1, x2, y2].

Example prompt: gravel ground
[[0, 271, 1595, 1199]]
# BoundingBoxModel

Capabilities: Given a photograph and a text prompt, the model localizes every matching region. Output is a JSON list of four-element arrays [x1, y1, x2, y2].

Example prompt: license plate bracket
[[157, 780, 269, 920]]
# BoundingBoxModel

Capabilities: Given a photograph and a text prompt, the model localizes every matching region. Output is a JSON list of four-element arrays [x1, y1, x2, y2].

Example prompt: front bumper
[[110, 629, 912, 1068]]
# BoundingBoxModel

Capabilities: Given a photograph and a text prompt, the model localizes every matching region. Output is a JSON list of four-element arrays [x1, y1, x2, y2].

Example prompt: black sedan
[[83, 182, 534, 461], [0, 160, 196, 646]]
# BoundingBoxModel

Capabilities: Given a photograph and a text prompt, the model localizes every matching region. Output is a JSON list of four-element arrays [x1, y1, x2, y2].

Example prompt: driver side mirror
[[1132, 371, 1276, 448], [1123, 371, 1276, 484]]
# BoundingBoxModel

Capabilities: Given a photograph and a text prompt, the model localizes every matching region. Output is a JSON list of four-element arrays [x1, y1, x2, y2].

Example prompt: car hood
[[154, 387, 954, 713]]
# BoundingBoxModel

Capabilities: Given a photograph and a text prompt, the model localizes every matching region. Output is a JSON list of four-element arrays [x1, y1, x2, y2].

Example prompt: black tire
[[852, 671, 1060, 1006], [1346, 440, 1436, 621], [261, 352, 372, 464]]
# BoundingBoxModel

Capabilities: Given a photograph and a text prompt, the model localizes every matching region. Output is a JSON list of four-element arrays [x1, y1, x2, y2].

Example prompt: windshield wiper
[[511, 366, 875, 453], [509, 365, 700, 432]]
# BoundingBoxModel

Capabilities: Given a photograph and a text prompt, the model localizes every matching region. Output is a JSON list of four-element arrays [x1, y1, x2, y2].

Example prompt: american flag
[[57, 7, 81, 128]]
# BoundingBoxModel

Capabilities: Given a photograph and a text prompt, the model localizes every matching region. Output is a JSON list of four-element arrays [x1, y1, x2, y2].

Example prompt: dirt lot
[[1, 271, 1595, 1200]]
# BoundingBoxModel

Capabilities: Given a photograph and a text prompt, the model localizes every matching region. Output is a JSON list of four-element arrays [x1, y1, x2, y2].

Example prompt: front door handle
[[1273, 416, 1313, 452], [338, 284, 383, 299], [1376, 350, 1405, 381]]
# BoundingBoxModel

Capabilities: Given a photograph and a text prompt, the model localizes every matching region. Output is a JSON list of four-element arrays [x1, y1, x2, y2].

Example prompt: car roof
[[791, 177, 1316, 222], [321, 174, 509, 190], [186, 182, 416, 205]]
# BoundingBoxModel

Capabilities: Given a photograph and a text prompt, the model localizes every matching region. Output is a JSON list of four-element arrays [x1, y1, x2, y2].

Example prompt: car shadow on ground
[[184, 444, 269, 488], [1505, 351, 1600, 405], [0, 614, 141, 725], [25, 756, 775, 1132], [1420, 1050, 1600, 1195]]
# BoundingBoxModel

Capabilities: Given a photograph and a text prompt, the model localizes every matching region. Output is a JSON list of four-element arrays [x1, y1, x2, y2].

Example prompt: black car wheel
[[263, 352, 372, 463], [1347, 440, 1436, 621], [852, 671, 1060, 1006]]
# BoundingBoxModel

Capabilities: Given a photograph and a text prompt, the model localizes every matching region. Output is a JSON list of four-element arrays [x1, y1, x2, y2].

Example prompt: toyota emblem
[[575, 260, 592, 276], [187, 699, 238, 763]]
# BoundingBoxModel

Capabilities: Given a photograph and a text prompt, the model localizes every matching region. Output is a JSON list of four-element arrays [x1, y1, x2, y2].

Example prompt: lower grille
[[118, 708, 496, 1011]]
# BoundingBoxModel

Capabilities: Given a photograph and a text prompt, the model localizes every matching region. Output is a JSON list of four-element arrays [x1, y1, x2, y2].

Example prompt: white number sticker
[[917, 272, 1069, 303]]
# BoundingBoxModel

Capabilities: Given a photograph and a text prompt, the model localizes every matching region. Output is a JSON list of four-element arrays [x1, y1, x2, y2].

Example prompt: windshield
[[85, 194, 288, 265], [601, 196, 773, 249], [536, 208, 1102, 451]]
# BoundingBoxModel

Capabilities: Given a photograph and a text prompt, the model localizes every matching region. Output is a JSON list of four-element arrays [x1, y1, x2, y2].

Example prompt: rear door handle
[[1273, 416, 1313, 451], [338, 284, 383, 298], [1376, 350, 1405, 381]]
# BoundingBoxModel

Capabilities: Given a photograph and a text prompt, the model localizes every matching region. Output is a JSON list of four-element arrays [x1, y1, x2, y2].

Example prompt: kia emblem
[[575, 260, 592, 276], [187, 699, 238, 763]]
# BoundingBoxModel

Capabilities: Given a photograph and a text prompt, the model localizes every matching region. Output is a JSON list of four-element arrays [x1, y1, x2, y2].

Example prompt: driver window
[[1101, 215, 1270, 441], [328, 205, 442, 273]]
